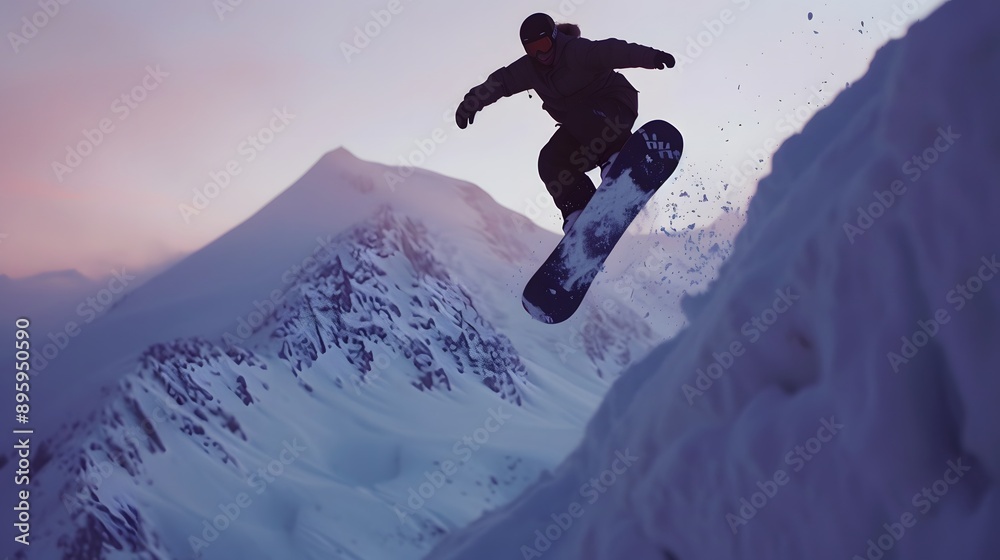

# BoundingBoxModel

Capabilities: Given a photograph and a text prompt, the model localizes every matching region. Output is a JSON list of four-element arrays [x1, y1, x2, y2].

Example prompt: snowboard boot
[[599, 151, 620, 183], [562, 209, 583, 234], [561, 151, 620, 233]]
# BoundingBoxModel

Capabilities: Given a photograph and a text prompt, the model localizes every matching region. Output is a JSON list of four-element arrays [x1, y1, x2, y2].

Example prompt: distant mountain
[[0, 268, 100, 336], [19, 269, 91, 284], [3, 149, 728, 559]]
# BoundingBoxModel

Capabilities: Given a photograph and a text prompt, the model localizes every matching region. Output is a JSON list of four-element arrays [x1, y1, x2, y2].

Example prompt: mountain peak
[[319, 146, 362, 166], [20, 268, 91, 285]]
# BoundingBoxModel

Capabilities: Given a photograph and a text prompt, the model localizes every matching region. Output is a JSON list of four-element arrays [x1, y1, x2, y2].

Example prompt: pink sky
[[0, 0, 942, 279]]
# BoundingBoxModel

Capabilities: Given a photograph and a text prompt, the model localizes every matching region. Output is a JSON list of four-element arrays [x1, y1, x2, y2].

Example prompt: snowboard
[[522, 119, 684, 324]]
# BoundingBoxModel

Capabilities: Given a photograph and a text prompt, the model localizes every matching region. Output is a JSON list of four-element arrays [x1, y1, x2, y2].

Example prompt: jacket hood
[[556, 23, 581, 37]]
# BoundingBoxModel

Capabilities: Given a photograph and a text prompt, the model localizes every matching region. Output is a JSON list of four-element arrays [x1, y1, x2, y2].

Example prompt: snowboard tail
[[522, 120, 684, 323]]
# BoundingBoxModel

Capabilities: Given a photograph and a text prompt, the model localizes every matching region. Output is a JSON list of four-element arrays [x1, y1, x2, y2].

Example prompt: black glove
[[455, 93, 481, 129], [653, 50, 676, 69]]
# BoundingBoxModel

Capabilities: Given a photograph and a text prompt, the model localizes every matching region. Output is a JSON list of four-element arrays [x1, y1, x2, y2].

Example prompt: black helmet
[[520, 13, 556, 57]]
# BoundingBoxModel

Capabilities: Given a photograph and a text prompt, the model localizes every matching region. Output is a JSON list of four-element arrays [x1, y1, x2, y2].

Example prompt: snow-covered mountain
[[2, 145, 729, 558], [426, 0, 1000, 558]]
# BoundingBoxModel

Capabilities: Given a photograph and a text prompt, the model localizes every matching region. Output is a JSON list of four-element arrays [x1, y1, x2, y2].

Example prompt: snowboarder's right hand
[[455, 94, 481, 129]]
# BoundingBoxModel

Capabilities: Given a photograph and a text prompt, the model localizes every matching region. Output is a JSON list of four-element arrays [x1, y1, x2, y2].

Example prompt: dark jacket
[[467, 32, 662, 123]]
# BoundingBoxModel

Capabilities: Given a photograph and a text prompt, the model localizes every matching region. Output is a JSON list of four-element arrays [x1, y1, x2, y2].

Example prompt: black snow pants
[[538, 98, 638, 219]]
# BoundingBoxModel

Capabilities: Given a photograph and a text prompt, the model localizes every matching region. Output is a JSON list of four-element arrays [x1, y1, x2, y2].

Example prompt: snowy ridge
[[426, 0, 1000, 559]]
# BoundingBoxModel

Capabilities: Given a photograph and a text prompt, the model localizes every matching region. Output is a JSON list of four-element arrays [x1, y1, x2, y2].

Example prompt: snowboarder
[[455, 12, 675, 233]]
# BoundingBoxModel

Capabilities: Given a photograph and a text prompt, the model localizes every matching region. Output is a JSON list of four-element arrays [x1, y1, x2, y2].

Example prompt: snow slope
[[1, 146, 728, 558], [425, 0, 1000, 558]]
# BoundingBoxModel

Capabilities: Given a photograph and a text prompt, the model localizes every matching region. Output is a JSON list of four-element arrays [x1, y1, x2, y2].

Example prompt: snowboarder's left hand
[[653, 50, 676, 69], [455, 95, 481, 129]]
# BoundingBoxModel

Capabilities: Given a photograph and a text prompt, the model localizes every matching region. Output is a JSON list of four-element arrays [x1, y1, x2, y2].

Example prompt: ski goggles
[[523, 36, 554, 58]]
